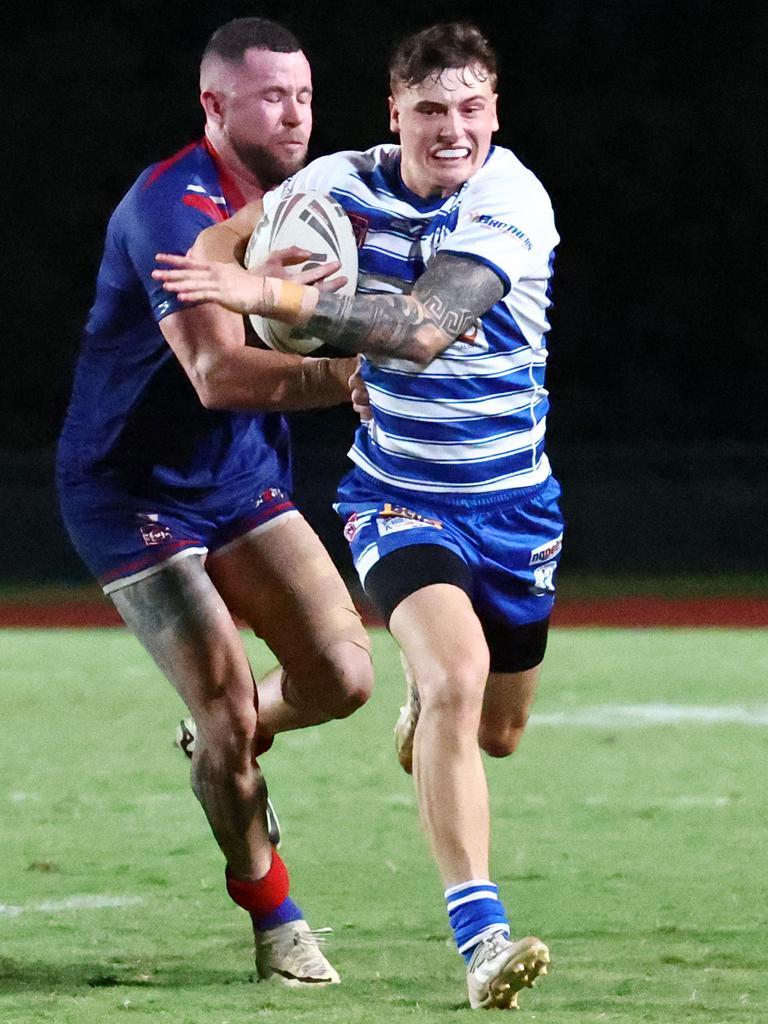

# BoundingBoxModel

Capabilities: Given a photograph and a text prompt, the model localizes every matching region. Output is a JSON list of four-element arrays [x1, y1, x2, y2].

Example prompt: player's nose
[[438, 109, 464, 141], [281, 97, 303, 125]]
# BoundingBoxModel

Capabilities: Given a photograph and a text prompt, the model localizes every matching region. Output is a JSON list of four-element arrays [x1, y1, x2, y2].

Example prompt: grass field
[[1, 628, 766, 1023]]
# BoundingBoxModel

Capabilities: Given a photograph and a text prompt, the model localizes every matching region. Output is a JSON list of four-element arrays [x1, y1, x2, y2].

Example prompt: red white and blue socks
[[226, 849, 303, 931]]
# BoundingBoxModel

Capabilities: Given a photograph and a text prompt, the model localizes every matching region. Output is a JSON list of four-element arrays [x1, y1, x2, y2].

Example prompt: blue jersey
[[57, 139, 291, 504], [263, 145, 558, 503]]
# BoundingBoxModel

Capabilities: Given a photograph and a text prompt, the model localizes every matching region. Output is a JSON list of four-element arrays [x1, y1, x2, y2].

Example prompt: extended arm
[[154, 252, 505, 367], [158, 200, 355, 412], [159, 301, 355, 413]]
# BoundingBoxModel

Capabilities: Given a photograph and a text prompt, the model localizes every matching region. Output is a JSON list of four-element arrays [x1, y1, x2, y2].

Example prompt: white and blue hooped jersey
[[263, 144, 559, 503]]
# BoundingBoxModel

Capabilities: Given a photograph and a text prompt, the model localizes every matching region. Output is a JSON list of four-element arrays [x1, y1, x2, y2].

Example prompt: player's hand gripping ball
[[245, 191, 358, 354]]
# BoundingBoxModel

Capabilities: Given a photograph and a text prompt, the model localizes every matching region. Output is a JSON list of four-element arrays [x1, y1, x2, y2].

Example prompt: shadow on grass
[[0, 955, 253, 992]]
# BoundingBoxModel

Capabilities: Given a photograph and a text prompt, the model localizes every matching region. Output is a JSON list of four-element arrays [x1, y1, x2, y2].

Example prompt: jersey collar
[[389, 145, 496, 210], [203, 136, 248, 213]]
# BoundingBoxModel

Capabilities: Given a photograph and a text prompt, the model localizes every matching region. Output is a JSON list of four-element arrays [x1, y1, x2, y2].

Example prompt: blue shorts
[[59, 480, 298, 594], [335, 470, 564, 628]]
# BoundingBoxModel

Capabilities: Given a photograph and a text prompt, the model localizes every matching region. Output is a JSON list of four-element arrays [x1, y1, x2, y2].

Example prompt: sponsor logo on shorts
[[379, 504, 443, 528], [529, 533, 563, 566], [377, 517, 427, 536], [343, 512, 359, 542], [139, 520, 173, 546], [376, 504, 443, 536], [469, 211, 533, 251], [254, 488, 287, 509]]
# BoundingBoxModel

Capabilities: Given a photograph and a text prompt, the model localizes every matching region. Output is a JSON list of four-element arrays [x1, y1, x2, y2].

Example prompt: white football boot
[[174, 717, 282, 847], [466, 931, 550, 1010], [393, 681, 420, 775], [254, 920, 340, 987], [174, 717, 197, 758]]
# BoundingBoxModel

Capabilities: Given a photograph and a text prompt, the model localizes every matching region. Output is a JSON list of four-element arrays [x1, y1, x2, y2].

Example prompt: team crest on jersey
[[469, 211, 533, 251], [346, 212, 369, 248], [377, 504, 443, 536], [445, 320, 487, 354], [529, 534, 563, 566]]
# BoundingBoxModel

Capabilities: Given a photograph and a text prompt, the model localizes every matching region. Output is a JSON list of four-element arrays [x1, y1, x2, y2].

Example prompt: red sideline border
[[0, 596, 766, 629]]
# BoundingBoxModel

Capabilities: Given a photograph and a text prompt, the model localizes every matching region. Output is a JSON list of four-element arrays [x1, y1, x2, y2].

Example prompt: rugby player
[[56, 17, 374, 989], [154, 22, 559, 1009]]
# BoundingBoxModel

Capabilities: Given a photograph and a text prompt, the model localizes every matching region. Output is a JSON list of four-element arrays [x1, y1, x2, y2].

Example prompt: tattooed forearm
[[306, 292, 437, 361], [304, 253, 506, 364]]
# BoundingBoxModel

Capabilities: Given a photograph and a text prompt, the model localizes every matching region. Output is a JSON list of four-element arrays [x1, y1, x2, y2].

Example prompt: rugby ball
[[244, 191, 358, 354]]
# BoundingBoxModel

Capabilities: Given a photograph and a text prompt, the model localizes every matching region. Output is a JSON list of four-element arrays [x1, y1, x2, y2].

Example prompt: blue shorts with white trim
[[59, 479, 297, 594], [335, 469, 564, 628]]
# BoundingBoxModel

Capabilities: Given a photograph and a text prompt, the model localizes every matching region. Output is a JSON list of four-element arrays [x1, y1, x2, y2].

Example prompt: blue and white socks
[[445, 879, 510, 962]]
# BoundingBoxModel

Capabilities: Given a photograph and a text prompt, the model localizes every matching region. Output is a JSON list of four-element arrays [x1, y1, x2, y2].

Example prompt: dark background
[[3, 0, 766, 586]]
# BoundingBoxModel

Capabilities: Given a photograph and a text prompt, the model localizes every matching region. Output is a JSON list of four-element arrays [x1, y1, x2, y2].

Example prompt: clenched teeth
[[434, 148, 470, 159]]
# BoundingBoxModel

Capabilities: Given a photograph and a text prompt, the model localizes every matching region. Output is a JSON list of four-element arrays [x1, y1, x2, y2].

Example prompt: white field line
[[0, 894, 142, 917], [582, 795, 733, 808], [530, 703, 768, 727]]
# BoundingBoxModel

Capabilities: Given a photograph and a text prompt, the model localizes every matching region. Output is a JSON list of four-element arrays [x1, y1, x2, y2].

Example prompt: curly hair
[[389, 22, 498, 91]]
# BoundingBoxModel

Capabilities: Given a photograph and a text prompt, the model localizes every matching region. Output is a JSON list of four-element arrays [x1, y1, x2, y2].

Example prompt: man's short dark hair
[[203, 17, 301, 64], [389, 22, 498, 91]]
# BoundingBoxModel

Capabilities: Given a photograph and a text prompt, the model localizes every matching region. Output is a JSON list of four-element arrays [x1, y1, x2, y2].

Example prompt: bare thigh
[[390, 583, 489, 712], [207, 514, 371, 705]]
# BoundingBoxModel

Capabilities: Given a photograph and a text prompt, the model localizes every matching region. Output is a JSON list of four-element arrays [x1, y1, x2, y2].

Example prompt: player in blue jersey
[[56, 17, 374, 989], [155, 22, 558, 1009]]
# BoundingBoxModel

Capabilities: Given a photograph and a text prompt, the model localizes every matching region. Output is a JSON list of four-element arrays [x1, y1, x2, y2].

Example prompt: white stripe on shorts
[[102, 546, 207, 595]]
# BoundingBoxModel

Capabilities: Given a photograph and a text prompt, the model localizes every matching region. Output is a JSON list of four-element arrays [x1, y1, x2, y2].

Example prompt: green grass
[[1, 628, 766, 1022]]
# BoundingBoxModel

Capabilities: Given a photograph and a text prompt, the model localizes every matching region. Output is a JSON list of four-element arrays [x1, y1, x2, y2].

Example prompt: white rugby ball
[[244, 191, 358, 354]]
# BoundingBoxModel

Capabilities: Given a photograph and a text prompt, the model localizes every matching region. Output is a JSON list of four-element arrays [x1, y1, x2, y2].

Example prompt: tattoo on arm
[[304, 254, 505, 363]]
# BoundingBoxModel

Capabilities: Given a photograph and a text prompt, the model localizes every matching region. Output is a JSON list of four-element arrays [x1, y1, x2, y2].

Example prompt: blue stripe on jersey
[[370, 397, 549, 444], [331, 186, 430, 235], [365, 362, 547, 403], [369, 417, 548, 450], [359, 433, 548, 477], [350, 447, 550, 496], [545, 249, 557, 307], [358, 247, 425, 280]]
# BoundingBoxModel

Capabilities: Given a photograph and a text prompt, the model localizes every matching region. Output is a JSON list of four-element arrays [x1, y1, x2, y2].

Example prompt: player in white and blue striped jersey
[[155, 21, 558, 1010]]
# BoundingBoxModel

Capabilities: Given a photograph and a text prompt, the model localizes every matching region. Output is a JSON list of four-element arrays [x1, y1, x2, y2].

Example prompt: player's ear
[[388, 95, 400, 134], [491, 94, 499, 133], [201, 89, 225, 126]]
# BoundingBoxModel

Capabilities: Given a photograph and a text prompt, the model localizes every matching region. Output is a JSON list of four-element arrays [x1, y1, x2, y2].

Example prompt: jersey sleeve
[[124, 176, 223, 322], [437, 157, 559, 295], [262, 151, 373, 219], [261, 160, 329, 219]]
